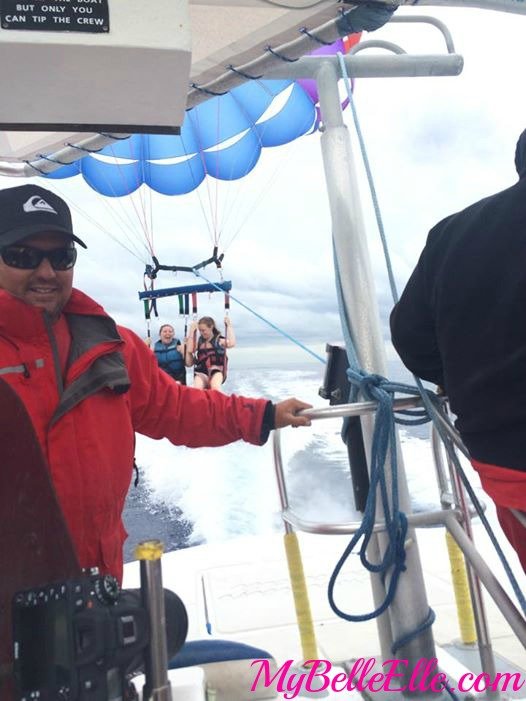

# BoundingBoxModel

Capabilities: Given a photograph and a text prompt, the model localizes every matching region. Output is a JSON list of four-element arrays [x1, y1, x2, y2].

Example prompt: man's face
[[0, 232, 74, 321]]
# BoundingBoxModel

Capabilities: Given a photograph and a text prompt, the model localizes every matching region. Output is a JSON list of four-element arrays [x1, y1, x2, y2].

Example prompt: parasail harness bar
[[139, 280, 232, 303], [144, 247, 224, 281], [140, 247, 229, 338]]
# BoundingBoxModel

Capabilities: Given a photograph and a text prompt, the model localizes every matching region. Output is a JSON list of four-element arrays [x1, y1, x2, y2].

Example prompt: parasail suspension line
[[182, 294, 191, 345], [105, 140, 156, 258], [191, 290, 199, 349]]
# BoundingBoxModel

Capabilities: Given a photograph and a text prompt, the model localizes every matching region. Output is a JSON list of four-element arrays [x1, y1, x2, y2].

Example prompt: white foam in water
[[130, 358, 526, 601], [135, 437, 281, 544], [133, 364, 460, 546], [134, 367, 327, 545]]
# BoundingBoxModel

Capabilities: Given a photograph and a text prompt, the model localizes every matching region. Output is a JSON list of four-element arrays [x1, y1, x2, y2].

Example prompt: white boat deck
[[124, 518, 526, 699]]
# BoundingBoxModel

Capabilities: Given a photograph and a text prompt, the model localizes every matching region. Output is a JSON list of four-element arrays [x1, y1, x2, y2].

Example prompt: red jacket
[[0, 289, 268, 582]]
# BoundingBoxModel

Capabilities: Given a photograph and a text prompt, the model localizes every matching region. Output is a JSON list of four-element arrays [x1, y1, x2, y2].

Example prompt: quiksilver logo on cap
[[22, 195, 57, 215]]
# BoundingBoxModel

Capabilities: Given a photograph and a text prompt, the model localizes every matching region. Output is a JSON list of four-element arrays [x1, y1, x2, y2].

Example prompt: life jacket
[[195, 334, 228, 379], [154, 339, 184, 377]]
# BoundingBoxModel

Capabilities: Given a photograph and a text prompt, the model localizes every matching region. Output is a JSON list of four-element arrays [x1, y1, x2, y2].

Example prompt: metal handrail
[[387, 15, 458, 54], [272, 402, 526, 655], [350, 15, 458, 57], [282, 506, 459, 535], [0, 133, 128, 178], [432, 423, 499, 692], [296, 395, 422, 421]]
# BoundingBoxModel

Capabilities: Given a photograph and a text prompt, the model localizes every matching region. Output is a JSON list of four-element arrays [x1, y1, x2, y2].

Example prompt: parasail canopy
[[44, 79, 316, 197], [44, 35, 360, 197]]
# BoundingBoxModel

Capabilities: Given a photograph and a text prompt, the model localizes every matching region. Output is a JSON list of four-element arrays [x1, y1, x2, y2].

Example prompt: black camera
[[12, 570, 188, 701]]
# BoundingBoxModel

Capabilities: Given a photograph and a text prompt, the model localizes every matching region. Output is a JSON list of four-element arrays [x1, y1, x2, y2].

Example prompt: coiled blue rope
[[329, 247, 438, 640], [328, 366, 441, 630]]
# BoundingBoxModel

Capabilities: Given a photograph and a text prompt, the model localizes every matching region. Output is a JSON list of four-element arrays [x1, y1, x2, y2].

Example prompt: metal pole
[[273, 430, 319, 661], [267, 53, 463, 82], [136, 540, 172, 701], [316, 59, 439, 692], [0, 132, 128, 178], [446, 517, 526, 647], [273, 429, 293, 535], [297, 396, 422, 420], [432, 428, 500, 700]]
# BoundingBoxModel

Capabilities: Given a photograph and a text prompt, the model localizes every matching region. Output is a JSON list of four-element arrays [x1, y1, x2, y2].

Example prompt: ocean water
[[122, 356, 459, 562]]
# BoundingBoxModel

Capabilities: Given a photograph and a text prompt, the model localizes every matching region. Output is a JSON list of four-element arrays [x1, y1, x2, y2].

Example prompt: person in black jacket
[[390, 128, 526, 572]]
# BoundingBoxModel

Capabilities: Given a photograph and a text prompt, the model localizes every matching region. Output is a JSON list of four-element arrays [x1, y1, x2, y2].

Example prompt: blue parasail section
[[45, 80, 316, 197]]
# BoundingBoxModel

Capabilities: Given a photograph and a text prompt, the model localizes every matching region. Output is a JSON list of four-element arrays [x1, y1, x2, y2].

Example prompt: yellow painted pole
[[445, 531, 477, 644], [283, 531, 318, 662], [274, 431, 318, 662]]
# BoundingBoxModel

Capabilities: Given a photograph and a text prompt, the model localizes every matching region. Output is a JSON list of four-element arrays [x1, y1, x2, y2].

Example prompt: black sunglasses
[[0, 245, 77, 271]]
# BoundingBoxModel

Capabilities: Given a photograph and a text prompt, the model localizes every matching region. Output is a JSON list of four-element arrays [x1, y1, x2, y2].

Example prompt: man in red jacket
[[0, 184, 311, 582]]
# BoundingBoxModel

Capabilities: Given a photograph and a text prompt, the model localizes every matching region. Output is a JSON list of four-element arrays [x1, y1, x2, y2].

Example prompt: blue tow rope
[[327, 368, 439, 631]]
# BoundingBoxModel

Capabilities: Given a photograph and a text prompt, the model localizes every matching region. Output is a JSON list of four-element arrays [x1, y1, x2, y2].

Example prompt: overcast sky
[[2, 5, 525, 367]]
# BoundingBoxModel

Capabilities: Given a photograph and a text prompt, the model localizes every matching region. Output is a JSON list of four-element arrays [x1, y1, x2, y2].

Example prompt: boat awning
[[0, 0, 343, 164]]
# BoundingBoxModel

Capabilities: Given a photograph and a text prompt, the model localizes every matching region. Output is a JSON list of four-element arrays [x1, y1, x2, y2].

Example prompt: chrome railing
[[272, 401, 526, 675]]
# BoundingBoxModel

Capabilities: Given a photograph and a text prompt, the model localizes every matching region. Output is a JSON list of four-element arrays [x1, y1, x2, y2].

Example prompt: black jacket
[[390, 134, 526, 470]]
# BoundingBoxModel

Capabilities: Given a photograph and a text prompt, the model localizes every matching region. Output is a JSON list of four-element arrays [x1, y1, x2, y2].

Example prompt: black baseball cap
[[0, 184, 87, 248]]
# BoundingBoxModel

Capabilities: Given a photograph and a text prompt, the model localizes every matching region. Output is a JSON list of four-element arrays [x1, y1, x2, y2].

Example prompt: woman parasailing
[[154, 324, 187, 384], [186, 315, 235, 391]]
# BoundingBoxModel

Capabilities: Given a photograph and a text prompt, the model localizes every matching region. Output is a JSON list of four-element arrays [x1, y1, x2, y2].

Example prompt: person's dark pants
[[173, 369, 186, 385], [164, 368, 186, 384]]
